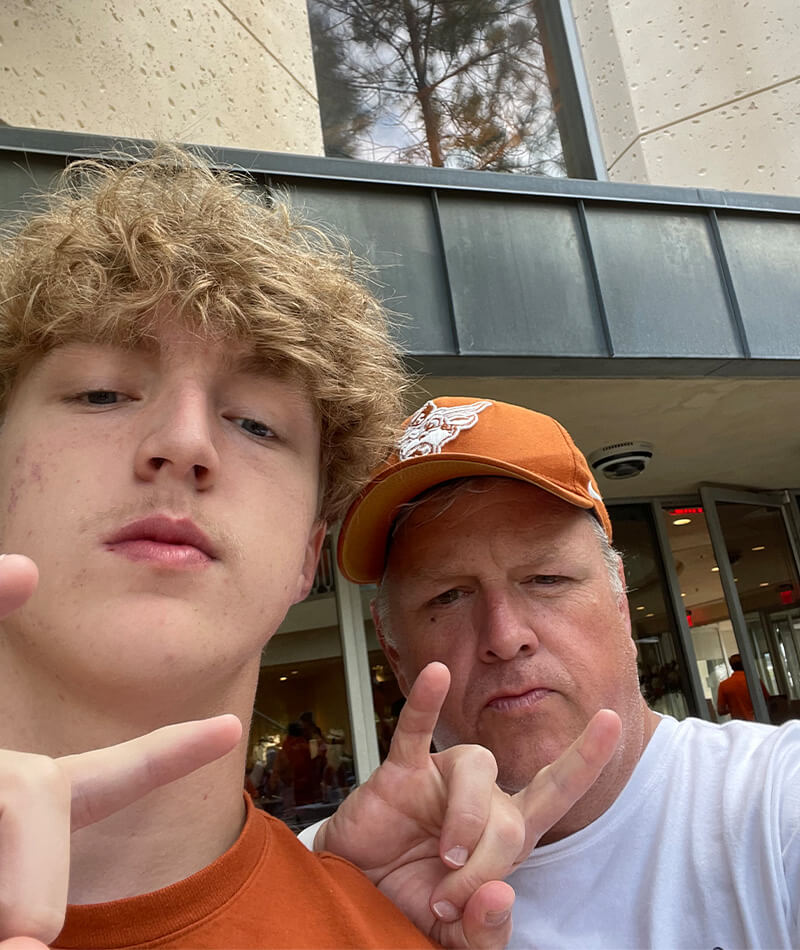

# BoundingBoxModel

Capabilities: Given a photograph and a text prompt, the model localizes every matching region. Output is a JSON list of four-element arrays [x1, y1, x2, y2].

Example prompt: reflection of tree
[[307, 0, 565, 175]]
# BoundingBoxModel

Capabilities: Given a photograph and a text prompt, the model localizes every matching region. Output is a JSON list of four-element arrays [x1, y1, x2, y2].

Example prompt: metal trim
[[707, 210, 751, 359], [2, 126, 800, 214], [699, 486, 772, 723], [550, 0, 608, 180], [649, 501, 709, 719], [332, 525, 381, 783]]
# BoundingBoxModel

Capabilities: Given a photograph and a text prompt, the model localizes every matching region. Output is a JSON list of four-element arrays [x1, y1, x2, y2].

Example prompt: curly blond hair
[[0, 145, 409, 521]]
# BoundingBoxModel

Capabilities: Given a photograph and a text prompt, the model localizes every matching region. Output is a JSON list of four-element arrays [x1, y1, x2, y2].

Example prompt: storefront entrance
[[614, 489, 800, 727], [700, 487, 800, 724]]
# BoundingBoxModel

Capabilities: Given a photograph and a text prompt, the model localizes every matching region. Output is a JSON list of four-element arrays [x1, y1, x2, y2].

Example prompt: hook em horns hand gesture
[[315, 661, 622, 949]]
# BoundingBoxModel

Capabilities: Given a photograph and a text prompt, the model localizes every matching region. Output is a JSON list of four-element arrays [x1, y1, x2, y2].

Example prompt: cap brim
[[338, 454, 596, 584]]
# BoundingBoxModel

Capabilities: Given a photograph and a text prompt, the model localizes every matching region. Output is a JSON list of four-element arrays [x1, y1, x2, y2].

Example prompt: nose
[[478, 591, 539, 663], [133, 386, 220, 490]]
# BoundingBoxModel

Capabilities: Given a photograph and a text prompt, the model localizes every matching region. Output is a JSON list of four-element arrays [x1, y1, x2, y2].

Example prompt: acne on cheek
[[4, 455, 49, 515]]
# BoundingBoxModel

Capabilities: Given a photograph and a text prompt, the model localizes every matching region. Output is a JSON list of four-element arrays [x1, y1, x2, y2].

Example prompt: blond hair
[[0, 145, 409, 521]]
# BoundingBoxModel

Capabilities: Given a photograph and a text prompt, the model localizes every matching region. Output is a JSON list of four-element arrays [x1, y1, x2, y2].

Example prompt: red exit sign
[[668, 507, 704, 516]]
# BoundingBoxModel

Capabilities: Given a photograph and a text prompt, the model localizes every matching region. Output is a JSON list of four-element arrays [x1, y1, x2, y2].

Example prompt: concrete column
[[570, 0, 800, 194], [0, 0, 324, 155]]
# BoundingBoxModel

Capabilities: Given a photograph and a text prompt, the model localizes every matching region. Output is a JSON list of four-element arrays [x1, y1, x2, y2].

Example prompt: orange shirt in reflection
[[717, 670, 768, 720]]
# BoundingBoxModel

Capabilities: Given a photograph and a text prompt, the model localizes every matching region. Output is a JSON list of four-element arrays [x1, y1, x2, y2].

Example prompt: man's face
[[377, 480, 640, 792], [0, 324, 325, 703]]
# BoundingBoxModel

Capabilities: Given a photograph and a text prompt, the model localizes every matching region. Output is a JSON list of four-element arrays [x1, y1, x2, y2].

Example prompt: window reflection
[[307, 0, 566, 175], [247, 539, 356, 831], [610, 504, 693, 718], [715, 502, 800, 723]]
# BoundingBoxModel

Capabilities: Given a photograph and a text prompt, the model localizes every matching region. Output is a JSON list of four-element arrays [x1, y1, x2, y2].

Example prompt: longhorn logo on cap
[[397, 399, 492, 460]]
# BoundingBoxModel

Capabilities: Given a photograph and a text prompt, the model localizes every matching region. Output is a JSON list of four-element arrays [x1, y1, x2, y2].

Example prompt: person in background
[[717, 653, 769, 721]]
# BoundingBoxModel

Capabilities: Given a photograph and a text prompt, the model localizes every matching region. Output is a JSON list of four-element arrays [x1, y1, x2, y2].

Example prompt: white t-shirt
[[508, 715, 800, 949]]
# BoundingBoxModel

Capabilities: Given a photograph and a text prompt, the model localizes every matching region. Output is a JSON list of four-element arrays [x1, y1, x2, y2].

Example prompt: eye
[[74, 390, 128, 406], [235, 417, 276, 440], [429, 588, 464, 606], [532, 575, 562, 586]]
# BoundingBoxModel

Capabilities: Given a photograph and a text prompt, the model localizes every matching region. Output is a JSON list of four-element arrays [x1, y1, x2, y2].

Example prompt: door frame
[[699, 485, 800, 723]]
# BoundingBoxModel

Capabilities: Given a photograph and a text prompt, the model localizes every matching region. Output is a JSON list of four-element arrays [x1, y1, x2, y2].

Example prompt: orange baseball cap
[[337, 396, 612, 584]]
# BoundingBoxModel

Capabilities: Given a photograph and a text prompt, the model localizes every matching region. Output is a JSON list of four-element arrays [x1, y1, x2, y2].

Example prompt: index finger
[[387, 662, 450, 770], [513, 708, 621, 853], [61, 714, 243, 831]]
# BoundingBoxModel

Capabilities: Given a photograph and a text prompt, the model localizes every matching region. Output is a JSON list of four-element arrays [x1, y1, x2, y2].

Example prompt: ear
[[370, 598, 411, 696], [293, 519, 327, 604]]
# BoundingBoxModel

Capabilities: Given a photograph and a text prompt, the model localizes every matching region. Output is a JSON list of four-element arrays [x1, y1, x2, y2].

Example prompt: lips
[[105, 516, 218, 561], [484, 685, 554, 714]]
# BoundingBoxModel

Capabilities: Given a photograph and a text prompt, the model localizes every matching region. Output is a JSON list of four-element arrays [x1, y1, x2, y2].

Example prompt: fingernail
[[432, 900, 459, 922], [444, 845, 468, 868], [484, 909, 511, 928]]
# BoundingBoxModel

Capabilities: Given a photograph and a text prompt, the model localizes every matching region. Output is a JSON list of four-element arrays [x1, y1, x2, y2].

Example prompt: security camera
[[587, 441, 654, 480]]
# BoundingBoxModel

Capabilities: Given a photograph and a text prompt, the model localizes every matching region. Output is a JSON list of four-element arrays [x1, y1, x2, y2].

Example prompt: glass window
[[714, 501, 800, 723], [661, 505, 742, 720], [610, 504, 694, 719], [659, 502, 800, 724], [247, 539, 356, 831], [307, 0, 566, 175]]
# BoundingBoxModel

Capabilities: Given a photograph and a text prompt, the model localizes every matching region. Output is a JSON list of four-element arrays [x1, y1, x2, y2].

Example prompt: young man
[[0, 152, 518, 949], [319, 396, 800, 949]]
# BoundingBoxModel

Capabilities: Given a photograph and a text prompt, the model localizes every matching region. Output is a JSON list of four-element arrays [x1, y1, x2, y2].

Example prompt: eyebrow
[[221, 350, 293, 380]]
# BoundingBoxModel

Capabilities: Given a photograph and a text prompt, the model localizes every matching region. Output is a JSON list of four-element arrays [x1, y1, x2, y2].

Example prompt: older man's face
[[376, 480, 640, 793]]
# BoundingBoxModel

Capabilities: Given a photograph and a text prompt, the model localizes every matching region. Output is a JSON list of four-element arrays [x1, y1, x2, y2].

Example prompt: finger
[[0, 940, 51, 949], [0, 752, 71, 944], [430, 788, 524, 919], [436, 881, 514, 950], [434, 744, 498, 869], [61, 714, 242, 831], [386, 662, 450, 771], [0, 555, 38, 618], [514, 708, 621, 850]]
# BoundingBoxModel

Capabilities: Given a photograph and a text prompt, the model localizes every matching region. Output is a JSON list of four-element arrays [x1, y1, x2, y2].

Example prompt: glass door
[[700, 487, 800, 724]]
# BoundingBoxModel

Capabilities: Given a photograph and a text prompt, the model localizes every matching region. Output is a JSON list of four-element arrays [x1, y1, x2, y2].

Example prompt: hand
[[0, 555, 243, 946], [316, 662, 621, 948]]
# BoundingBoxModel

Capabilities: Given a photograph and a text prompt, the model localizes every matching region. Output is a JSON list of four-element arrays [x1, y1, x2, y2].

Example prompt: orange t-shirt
[[717, 670, 766, 721], [54, 796, 438, 949]]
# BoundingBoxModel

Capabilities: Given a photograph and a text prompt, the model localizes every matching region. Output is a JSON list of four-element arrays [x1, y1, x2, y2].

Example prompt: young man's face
[[0, 324, 325, 704], [376, 480, 640, 794]]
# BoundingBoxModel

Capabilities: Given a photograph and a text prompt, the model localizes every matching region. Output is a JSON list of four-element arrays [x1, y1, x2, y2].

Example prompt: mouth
[[485, 686, 554, 714], [104, 516, 218, 567]]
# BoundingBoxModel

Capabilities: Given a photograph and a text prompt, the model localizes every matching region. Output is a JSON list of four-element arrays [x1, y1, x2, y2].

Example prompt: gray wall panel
[[289, 184, 455, 355], [584, 207, 744, 358], [717, 215, 800, 358], [437, 195, 607, 356]]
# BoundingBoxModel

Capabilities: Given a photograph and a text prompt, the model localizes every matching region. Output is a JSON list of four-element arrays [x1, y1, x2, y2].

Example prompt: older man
[[320, 396, 800, 949]]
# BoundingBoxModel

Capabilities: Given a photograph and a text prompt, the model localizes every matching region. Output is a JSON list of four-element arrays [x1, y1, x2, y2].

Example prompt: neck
[[0, 639, 261, 903], [537, 699, 660, 846]]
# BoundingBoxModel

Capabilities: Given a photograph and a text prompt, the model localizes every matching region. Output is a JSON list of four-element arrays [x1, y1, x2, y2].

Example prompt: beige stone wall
[[572, 0, 800, 194], [0, 0, 324, 155]]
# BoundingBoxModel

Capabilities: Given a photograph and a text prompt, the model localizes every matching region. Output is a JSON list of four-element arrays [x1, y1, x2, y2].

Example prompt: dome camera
[[587, 441, 654, 480]]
